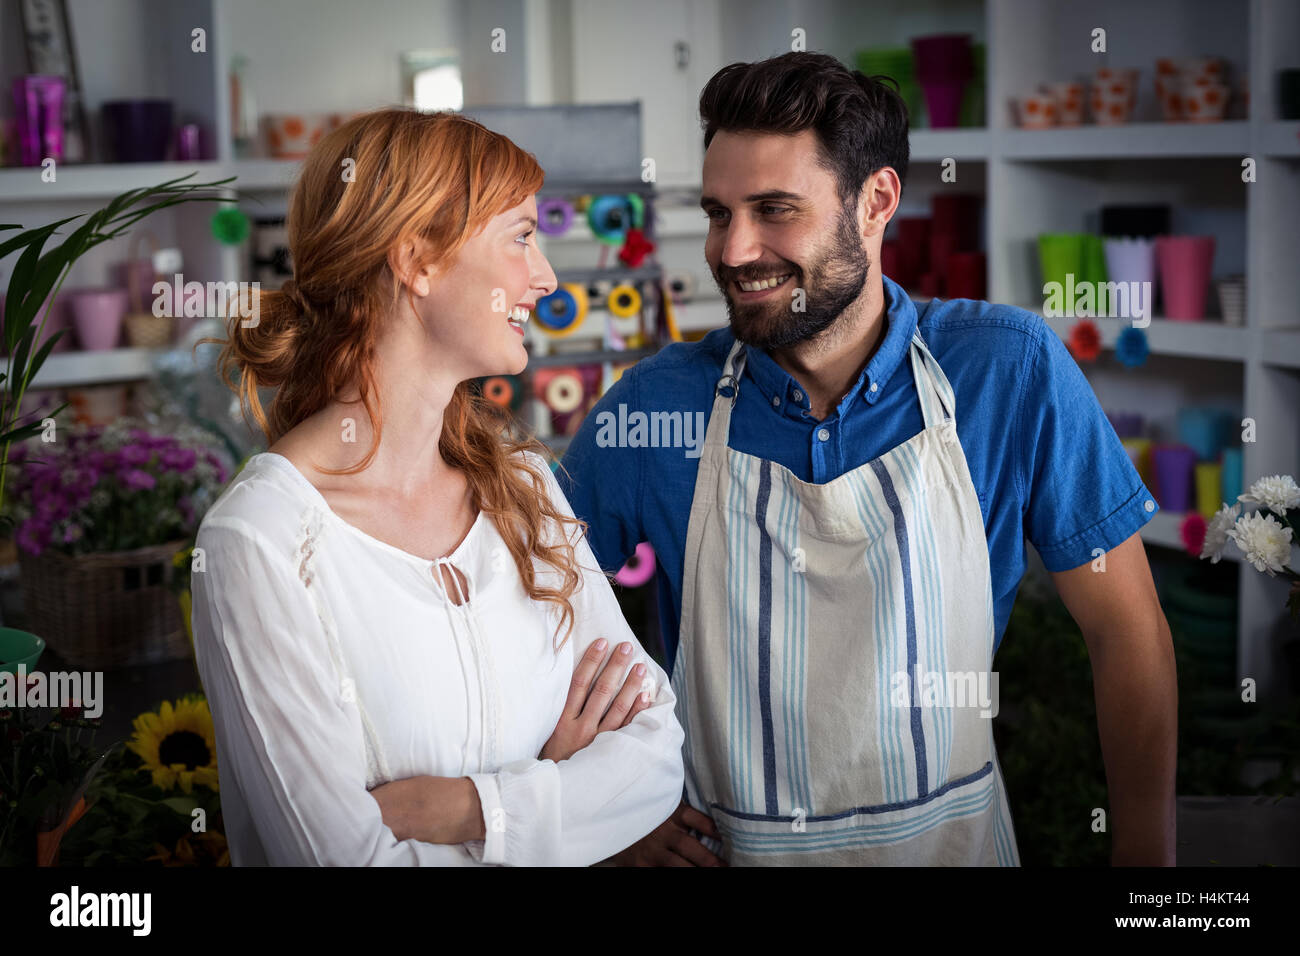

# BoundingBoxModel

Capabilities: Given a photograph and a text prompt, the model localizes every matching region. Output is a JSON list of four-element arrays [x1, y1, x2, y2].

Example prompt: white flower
[[1228, 511, 1294, 577], [1201, 503, 1240, 563], [1238, 474, 1300, 518]]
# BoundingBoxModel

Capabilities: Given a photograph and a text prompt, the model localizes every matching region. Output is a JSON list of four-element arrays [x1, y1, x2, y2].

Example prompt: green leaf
[[0, 215, 79, 264]]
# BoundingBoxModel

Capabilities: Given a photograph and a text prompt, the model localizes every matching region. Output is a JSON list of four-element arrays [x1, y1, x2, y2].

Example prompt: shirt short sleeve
[[1018, 324, 1159, 572]]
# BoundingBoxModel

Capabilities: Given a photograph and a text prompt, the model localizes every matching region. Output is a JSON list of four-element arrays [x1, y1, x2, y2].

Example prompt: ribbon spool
[[667, 271, 697, 301], [534, 282, 588, 336], [585, 278, 613, 309], [537, 198, 574, 236], [614, 542, 657, 588], [480, 375, 519, 410], [544, 371, 584, 413], [606, 283, 641, 318], [587, 194, 641, 245]]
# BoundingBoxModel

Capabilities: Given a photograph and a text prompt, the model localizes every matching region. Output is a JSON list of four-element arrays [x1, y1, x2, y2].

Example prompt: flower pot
[[1037, 233, 1084, 291], [1103, 237, 1156, 323], [946, 252, 986, 300], [68, 287, 128, 351], [1220, 447, 1243, 505], [18, 539, 191, 668], [920, 79, 967, 128], [0, 626, 45, 674], [910, 34, 973, 82], [1122, 437, 1152, 487], [1152, 443, 1197, 511], [1196, 462, 1223, 519], [1156, 235, 1216, 320]]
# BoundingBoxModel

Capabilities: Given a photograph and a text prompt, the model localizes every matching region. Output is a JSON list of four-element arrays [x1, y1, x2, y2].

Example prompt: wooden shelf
[[1001, 121, 1250, 160], [25, 347, 163, 389]]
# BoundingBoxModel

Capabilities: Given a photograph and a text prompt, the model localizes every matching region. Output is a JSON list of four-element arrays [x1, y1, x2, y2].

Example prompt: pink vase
[[1155, 235, 1215, 320], [69, 288, 128, 350]]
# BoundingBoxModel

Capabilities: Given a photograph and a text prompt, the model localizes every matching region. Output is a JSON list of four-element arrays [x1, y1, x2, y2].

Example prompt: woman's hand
[[370, 775, 484, 845], [540, 638, 654, 763]]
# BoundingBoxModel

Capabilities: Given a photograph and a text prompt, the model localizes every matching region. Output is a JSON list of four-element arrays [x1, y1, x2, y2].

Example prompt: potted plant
[[5, 419, 230, 668], [0, 174, 234, 655]]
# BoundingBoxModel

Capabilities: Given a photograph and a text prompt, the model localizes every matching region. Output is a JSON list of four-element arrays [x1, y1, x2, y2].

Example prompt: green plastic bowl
[[0, 627, 45, 675]]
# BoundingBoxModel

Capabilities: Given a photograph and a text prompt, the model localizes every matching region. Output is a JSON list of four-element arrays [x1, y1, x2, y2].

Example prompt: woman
[[191, 108, 684, 866]]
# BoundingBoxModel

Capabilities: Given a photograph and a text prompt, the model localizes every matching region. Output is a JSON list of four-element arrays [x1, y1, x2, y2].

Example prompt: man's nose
[[719, 215, 762, 268]]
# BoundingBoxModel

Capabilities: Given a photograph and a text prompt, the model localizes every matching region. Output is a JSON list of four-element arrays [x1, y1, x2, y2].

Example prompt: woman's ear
[[389, 237, 437, 298]]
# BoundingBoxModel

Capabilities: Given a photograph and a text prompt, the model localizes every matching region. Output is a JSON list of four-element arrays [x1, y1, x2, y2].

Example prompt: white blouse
[[191, 450, 683, 866]]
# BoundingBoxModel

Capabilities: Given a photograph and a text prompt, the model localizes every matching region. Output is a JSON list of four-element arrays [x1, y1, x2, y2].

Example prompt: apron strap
[[710, 331, 957, 441]]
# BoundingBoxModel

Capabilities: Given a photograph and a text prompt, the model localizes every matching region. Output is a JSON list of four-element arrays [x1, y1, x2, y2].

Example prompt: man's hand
[[606, 800, 727, 866], [540, 638, 653, 763]]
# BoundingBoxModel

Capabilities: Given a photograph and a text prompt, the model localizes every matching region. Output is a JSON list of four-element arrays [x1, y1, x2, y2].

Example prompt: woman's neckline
[[252, 451, 485, 568]]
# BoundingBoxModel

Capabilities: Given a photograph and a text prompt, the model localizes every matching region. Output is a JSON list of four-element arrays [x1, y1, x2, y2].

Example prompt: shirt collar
[[739, 273, 919, 421]]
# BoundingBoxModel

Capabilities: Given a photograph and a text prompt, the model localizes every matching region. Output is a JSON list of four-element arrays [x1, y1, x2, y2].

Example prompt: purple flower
[[121, 469, 156, 491], [62, 524, 83, 544], [160, 446, 197, 472], [120, 444, 151, 467], [17, 520, 50, 556]]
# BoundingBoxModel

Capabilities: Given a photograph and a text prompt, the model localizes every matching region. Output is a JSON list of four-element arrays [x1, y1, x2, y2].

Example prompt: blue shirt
[[558, 275, 1159, 676]]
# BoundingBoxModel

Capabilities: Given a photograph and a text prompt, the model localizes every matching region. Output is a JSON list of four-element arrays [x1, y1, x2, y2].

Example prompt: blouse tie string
[[431, 556, 493, 773]]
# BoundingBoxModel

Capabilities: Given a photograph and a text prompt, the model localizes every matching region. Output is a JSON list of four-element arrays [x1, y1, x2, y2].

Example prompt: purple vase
[[1153, 444, 1197, 511]]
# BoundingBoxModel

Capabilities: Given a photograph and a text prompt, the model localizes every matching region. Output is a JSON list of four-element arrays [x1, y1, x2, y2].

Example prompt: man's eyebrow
[[699, 190, 806, 209]]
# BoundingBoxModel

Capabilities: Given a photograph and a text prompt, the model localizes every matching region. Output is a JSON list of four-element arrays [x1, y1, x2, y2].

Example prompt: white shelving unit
[[2, 0, 1297, 694]]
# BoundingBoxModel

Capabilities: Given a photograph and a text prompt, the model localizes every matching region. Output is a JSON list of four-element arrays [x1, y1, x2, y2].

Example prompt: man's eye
[[760, 204, 789, 215]]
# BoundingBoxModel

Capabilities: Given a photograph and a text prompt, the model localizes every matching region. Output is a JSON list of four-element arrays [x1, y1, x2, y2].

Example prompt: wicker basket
[[123, 229, 175, 348], [18, 539, 191, 668]]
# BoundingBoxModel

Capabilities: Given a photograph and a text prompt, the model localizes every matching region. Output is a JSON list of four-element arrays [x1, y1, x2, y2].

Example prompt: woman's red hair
[[202, 108, 586, 645]]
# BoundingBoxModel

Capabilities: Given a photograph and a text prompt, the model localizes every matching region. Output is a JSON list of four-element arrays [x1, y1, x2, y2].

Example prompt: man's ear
[[860, 167, 902, 239]]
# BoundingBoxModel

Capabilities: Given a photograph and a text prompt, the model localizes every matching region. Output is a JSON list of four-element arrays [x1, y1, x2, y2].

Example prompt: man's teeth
[[508, 306, 530, 325], [738, 274, 791, 292]]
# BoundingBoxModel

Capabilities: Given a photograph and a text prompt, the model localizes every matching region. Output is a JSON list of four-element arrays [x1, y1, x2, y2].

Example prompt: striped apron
[[672, 333, 1020, 865]]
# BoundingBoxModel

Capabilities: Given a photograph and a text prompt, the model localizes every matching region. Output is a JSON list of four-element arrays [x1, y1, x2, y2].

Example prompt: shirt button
[[771, 395, 780, 407], [792, 389, 803, 403], [869, 382, 878, 392], [817, 428, 830, 442], [1144, 499, 1155, 512]]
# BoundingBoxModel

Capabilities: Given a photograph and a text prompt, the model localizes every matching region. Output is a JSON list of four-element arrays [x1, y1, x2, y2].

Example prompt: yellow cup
[[1122, 438, 1152, 487]]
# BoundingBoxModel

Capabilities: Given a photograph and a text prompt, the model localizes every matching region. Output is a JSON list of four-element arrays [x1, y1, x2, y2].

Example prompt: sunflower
[[127, 696, 219, 793]]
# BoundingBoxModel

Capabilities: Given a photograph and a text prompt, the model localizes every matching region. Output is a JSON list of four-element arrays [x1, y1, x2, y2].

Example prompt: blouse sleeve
[[192, 515, 487, 866], [462, 453, 685, 866]]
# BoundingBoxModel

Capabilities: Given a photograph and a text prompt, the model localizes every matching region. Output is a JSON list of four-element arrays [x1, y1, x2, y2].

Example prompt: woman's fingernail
[[620, 643, 632, 655], [640, 692, 650, 705], [595, 639, 607, 651], [635, 663, 646, 676]]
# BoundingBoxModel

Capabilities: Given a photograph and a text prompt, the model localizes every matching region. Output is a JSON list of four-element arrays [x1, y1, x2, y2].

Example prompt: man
[[558, 52, 1176, 866]]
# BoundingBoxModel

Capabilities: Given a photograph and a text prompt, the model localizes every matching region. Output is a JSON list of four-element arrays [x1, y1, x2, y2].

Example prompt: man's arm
[[1049, 531, 1178, 866]]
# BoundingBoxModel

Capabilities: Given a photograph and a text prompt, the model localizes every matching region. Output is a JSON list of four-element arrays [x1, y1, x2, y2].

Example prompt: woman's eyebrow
[[505, 216, 538, 229]]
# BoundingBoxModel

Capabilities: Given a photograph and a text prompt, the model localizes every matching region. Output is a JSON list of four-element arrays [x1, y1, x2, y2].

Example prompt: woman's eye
[[516, 229, 535, 245]]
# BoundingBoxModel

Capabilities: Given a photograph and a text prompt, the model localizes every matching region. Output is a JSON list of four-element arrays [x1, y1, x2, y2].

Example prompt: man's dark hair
[[698, 51, 910, 207]]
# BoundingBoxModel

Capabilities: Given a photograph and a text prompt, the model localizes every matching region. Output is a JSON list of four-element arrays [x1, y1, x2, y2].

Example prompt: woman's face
[[417, 195, 557, 380]]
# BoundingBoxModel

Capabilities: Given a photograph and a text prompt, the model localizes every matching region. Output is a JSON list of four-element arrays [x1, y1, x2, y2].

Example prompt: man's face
[[701, 129, 868, 351]]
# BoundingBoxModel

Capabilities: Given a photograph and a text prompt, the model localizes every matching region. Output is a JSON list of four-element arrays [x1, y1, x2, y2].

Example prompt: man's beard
[[718, 207, 869, 352]]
